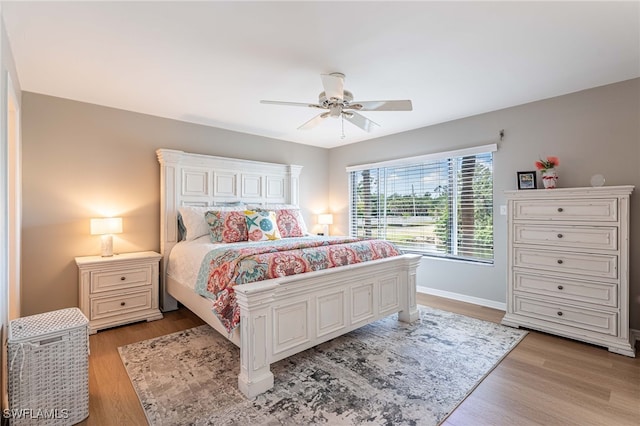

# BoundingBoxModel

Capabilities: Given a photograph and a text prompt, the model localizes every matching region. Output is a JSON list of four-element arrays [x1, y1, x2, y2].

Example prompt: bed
[[157, 149, 421, 398]]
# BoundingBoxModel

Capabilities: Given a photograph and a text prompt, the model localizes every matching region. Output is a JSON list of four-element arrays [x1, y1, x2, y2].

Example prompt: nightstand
[[75, 251, 163, 334]]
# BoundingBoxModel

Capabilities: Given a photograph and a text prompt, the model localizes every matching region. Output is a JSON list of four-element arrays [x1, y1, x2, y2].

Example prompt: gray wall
[[329, 78, 640, 328], [20, 93, 329, 316]]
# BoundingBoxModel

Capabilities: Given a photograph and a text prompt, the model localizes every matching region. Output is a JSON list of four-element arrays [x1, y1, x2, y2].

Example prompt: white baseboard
[[417, 286, 506, 311]]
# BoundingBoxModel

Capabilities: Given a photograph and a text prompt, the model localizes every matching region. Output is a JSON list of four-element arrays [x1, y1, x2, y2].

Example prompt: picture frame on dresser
[[517, 171, 537, 190]]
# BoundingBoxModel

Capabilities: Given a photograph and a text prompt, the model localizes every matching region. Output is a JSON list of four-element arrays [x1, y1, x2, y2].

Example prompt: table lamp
[[90, 217, 123, 257], [318, 214, 333, 236]]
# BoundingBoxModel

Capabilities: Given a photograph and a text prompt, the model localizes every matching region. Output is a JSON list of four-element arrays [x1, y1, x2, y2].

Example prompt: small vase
[[542, 168, 558, 189]]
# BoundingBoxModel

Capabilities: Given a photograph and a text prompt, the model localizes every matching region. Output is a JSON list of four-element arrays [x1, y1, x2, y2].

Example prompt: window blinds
[[348, 145, 495, 263]]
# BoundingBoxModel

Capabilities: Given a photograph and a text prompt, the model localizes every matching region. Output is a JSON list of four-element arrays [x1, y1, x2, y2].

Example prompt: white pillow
[[178, 205, 245, 241]]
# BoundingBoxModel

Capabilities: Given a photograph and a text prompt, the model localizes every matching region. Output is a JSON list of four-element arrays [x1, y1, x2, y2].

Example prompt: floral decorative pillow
[[178, 205, 245, 241], [205, 211, 248, 243], [245, 210, 282, 241], [275, 209, 305, 238]]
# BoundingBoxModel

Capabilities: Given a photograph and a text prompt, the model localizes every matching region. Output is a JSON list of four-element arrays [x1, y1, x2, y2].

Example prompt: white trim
[[346, 143, 498, 172], [7, 73, 20, 320], [417, 286, 506, 311]]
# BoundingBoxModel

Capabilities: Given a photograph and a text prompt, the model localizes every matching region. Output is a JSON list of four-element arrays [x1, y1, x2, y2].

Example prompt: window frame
[[346, 144, 497, 264]]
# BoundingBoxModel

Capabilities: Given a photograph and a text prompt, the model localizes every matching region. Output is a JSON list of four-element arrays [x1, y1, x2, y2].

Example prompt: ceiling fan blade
[[348, 100, 413, 111], [298, 112, 330, 130], [260, 100, 324, 109], [343, 111, 380, 132], [320, 73, 344, 101]]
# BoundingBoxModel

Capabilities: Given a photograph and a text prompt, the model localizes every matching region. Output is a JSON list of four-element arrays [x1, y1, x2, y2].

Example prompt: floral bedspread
[[194, 237, 401, 333]]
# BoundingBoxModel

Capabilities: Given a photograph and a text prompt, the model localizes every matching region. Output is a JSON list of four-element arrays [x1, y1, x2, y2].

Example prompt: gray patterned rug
[[118, 306, 526, 425]]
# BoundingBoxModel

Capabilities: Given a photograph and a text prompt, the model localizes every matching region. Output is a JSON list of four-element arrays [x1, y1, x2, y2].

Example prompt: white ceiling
[[2, 1, 639, 149]]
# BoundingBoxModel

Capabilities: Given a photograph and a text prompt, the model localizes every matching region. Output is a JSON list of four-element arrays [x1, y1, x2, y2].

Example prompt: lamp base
[[100, 234, 114, 257]]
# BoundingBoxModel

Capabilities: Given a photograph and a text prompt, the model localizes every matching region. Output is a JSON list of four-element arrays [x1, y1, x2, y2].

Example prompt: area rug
[[118, 306, 526, 425]]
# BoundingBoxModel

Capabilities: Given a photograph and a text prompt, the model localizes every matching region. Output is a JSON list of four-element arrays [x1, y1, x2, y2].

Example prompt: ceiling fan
[[260, 72, 413, 134]]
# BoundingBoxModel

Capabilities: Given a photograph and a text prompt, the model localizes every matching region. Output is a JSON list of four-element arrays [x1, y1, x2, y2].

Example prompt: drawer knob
[[120, 302, 126, 306], [557, 285, 564, 290], [557, 233, 563, 238], [557, 311, 563, 316], [557, 207, 564, 212], [120, 276, 126, 281], [557, 259, 563, 264]]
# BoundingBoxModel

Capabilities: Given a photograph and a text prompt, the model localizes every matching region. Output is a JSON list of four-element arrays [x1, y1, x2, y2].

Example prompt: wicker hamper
[[7, 308, 89, 425]]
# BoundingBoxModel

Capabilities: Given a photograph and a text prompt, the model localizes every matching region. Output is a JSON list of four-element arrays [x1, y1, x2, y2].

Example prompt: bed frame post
[[156, 149, 182, 311], [398, 254, 421, 323], [235, 286, 276, 398]]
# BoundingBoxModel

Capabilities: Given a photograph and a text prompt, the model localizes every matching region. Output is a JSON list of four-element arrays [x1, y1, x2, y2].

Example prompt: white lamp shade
[[318, 214, 334, 225], [90, 217, 123, 235]]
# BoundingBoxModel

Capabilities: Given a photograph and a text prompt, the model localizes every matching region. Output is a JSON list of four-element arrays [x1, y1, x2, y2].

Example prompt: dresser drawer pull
[[120, 276, 126, 281], [557, 207, 564, 212], [557, 285, 564, 290], [120, 302, 126, 306], [557, 259, 563, 264], [557, 233, 563, 238], [557, 311, 563, 316]]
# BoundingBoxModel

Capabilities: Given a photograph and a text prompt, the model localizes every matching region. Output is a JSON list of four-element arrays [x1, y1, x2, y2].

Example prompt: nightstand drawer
[[514, 272, 617, 307], [514, 247, 617, 279], [91, 290, 152, 320], [513, 224, 617, 251], [90, 266, 153, 293], [514, 295, 617, 336], [512, 198, 617, 222]]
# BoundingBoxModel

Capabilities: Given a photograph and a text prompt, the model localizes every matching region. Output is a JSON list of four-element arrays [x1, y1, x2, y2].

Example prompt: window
[[348, 144, 496, 263]]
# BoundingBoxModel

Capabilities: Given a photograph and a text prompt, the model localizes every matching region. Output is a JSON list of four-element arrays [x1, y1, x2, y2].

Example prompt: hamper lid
[[8, 307, 88, 342]]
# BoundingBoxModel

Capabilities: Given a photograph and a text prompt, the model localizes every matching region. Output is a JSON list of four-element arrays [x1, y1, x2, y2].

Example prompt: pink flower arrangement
[[535, 156, 559, 171]]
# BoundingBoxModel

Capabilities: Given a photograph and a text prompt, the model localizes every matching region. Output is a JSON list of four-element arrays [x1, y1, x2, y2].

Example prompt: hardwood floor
[[420, 294, 640, 426], [77, 308, 205, 426], [78, 295, 639, 425]]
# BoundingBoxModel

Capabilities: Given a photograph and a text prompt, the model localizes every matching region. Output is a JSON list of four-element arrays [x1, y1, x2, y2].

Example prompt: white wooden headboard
[[156, 149, 303, 311]]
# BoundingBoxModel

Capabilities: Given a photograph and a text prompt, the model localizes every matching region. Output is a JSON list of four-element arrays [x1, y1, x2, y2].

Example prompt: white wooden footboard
[[234, 253, 421, 398]]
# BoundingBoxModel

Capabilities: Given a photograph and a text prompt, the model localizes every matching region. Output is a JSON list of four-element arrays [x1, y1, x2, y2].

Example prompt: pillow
[[205, 211, 248, 243], [274, 209, 305, 238], [247, 204, 308, 236], [178, 205, 245, 241], [245, 210, 282, 241]]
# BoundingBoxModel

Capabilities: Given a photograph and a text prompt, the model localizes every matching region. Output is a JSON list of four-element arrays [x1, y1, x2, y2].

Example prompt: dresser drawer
[[513, 295, 617, 336], [91, 290, 153, 320], [514, 272, 617, 307], [514, 247, 617, 279], [513, 224, 617, 251], [90, 266, 153, 293], [512, 199, 617, 222]]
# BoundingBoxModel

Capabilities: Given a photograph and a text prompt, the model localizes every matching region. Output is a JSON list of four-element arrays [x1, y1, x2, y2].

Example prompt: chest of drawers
[[75, 251, 163, 334], [502, 186, 635, 357]]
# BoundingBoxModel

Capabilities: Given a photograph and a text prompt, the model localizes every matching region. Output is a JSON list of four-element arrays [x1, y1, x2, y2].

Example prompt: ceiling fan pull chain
[[341, 114, 346, 139]]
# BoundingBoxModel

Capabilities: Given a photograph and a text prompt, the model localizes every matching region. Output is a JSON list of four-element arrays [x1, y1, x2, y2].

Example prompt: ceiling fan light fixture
[[260, 72, 412, 134]]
